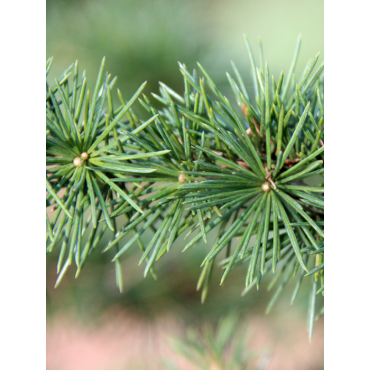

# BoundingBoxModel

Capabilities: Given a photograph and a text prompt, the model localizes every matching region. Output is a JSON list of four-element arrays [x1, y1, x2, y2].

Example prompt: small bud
[[261, 182, 271, 192], [73, 157, 83, 167], [81, 152, 89, 160], [178, 174, 186, 183]]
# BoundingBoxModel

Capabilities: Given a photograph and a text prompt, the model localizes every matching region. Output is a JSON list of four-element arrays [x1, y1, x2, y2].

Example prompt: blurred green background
[[46, 1, 324, 369], [47, 0, 323, 106]]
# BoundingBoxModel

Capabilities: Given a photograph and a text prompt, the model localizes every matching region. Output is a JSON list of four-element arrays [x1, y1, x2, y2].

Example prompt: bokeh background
[[46, 0, 324, 369]]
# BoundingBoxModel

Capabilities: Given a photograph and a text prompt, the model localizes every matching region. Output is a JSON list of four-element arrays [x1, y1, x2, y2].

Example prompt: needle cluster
[[46, 36, 324, 339]]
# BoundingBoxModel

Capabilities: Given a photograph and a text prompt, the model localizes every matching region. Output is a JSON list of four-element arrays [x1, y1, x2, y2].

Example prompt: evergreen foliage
[[163, 314, 270, 369], [46, 36, 324, 339]]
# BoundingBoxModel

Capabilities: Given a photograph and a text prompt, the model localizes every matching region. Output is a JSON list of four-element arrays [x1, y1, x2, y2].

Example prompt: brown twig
[[264, 162, 277, 189]]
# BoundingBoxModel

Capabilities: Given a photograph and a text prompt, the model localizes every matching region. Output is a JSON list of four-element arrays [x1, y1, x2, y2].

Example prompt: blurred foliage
[[47, 0, 323, 105], [163, 314, 270, 370]]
